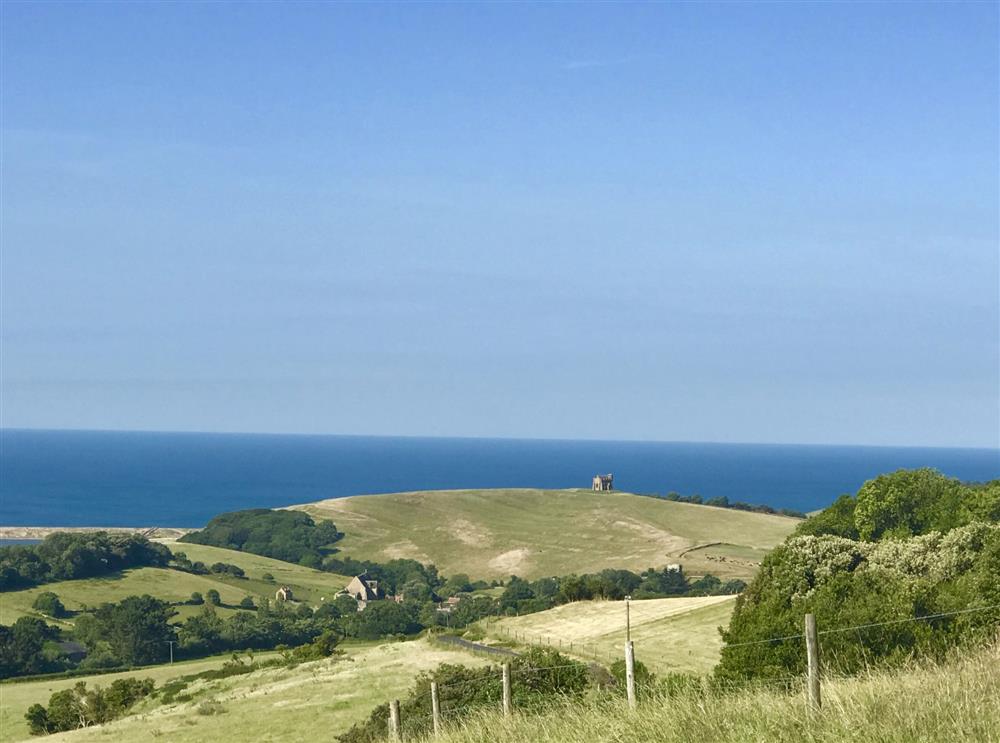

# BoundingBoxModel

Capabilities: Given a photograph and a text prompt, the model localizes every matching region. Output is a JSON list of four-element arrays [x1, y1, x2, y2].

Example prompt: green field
[[481, 596, 736, 674], [160, 541, 353, 603], [0, 544, 352, 627], [1, 639, 489, 743], [295, 489, 797, 581], [0, 568, 252, 627]]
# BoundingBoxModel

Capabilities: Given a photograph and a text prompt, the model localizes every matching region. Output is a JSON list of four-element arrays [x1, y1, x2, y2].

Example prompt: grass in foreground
[[481, 596, 735, 674], [295, 489, 797, 580], [421, 643, 1000, 743]]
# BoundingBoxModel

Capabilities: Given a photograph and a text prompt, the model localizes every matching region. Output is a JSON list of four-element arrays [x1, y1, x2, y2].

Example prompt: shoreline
[[0, 526, 192, 540]]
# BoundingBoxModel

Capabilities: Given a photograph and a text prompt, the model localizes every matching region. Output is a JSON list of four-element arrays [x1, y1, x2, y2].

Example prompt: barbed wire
[[380, 600, 1000, 739], [722, 602, 1000, 649]]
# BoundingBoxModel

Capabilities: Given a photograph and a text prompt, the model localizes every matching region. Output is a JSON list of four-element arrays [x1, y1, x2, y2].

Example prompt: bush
[[32, 592, 67, 618], [189, 592, 204, 605], [239, 596, 256, 610], [25, 678, 155, 734], [339, 649, 588, 743], [716, 523, 1000, 682]]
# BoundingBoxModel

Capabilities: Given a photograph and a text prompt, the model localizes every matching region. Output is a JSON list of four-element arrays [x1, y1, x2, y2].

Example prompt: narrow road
[[435, 635, 520, 657]]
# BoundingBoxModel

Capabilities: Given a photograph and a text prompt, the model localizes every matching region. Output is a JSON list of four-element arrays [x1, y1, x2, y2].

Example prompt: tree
[[348, 602, 421, 640], [206, 589, 221, 606], [189, 592, 204, 605], [92, 595, 176, 665], [239, 596, 256, 610], [795, 494, 859, 539], [0, 617, 59, 677], [32, 592, 67, 618], [854, 469, 965, 540], [333, 594, 359, 615], [178, 607, 224, 653], [25, 703, 52, 735]]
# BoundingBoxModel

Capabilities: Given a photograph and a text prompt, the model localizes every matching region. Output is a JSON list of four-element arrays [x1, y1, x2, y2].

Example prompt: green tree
[[205, 589, 221, 606], [854, 469, 965, 540], [92, 595, 176, 665], [795, 494, 859, 539], [0, 617, 59, 677], [32, 592, 67, 618]]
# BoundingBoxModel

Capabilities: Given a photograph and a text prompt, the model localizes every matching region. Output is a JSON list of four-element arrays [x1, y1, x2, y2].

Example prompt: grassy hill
[[1, 638, 489, 743], [0, 544, 352, 627], [294, 489, 798, 580], [479, 595, 736, 674], [0, 650, 278, 742]]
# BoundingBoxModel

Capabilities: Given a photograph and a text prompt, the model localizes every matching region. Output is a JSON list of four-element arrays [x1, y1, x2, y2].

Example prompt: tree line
[[0, 532, 172, 591], [177, 509, 343, 568], [639, 491, 806, 518]]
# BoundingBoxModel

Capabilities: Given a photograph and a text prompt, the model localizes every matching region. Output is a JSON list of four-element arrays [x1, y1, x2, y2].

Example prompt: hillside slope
[[295, 489, 797, 580], [482, 595, 735, 674], [6, 639, 488, 743], [1, 545, 351, 626]]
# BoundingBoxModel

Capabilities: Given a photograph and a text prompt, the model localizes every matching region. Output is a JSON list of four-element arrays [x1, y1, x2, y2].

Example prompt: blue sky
[[2, 2, 997, 447]]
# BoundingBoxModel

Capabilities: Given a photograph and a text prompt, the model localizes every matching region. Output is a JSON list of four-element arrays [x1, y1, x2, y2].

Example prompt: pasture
[[295, 489, 797, 581]]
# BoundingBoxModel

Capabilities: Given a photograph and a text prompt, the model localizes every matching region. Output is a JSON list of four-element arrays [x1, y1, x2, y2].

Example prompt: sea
[[0, 429, 997, 528]]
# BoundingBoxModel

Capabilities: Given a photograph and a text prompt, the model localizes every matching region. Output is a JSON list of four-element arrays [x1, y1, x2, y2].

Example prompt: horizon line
[[2, 426, 998, 453]]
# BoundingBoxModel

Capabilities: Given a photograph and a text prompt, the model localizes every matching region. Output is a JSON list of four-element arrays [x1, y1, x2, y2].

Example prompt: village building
[[592, 473, 614, 491], [345, 573, 383, 610], [275, 586, 294, 602], [436, 596, 462, 614]]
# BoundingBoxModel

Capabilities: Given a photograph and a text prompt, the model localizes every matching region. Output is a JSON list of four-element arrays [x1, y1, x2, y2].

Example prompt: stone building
[[592, 473, 614, 491], [345, 573, 383, 610], [275, 586, 294, 601]]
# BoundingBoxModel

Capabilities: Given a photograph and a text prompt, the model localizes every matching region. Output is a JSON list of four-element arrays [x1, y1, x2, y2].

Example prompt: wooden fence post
[[624, 641, 637, 710], [501, 662, 512, 717], [431, 682, 441, 736], [388, 699, 401, 740], [805, 613, 821, 710]]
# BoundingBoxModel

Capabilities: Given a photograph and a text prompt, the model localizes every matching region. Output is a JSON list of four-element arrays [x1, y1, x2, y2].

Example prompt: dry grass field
[[295, 489, 797, 581], [417, 643, 1000, 743], [0, 639, 488, 743], [481, 595, 736, 674]]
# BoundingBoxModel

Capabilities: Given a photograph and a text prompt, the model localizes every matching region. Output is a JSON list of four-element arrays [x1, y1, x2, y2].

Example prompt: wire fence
[[380, 601, 999, 741]]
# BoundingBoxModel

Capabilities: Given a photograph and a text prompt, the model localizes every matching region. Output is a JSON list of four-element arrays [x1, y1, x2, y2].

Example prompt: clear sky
[[1, 2, 997, 447]]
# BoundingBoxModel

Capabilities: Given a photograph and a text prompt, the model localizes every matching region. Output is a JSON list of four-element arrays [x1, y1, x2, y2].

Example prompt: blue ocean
[[1, 429, 997, 528]]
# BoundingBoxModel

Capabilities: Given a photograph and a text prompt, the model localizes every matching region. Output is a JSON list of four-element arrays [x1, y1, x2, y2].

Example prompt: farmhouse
[[592, 473, 613, 491], [275, 586, 294, 601], [436, 596, 462, 614], [345, 573, 383, 609]]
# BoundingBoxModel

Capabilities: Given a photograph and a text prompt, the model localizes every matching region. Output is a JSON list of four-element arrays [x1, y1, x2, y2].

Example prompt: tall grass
[[420, 643, 999, 743]]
